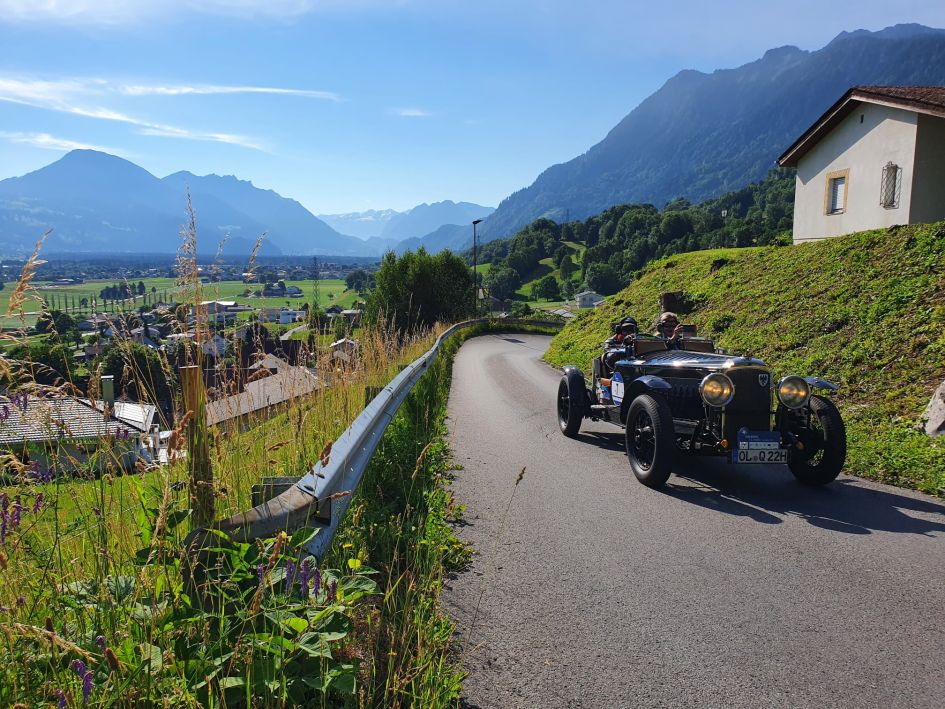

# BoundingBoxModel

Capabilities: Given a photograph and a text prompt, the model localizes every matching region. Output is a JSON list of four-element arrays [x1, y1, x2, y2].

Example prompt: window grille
[[880, 162, 901, 209]]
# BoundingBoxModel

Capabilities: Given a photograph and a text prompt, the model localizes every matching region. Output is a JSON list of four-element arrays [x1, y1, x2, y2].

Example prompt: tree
[[559, 254, 577, 279], [365, 248, 473, 332], [345, 269, 370, 293], [137, 281, 146, 296], [484, 266, 521, 301], [585, 263, 622, 295], [99, 343, 174, 405], [532, 274, 561, 301], [34, 310, 79, 344], [8, 342, 73, 385]]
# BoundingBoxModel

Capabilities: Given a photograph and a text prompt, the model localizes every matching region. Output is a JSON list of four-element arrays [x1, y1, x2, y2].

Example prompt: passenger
[[600, 317, 637, 378], [656, 311, 684, 350]]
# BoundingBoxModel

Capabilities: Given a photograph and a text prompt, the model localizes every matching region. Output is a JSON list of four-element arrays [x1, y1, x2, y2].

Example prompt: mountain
[[317, 209, 399, 239], [483, 23, 945, 240], [380, 201, 493, 241], [0, 150, 282, 256], [162, 171, 366, 256], [394, 224, 470, 254], [0, 150, 379, 257]]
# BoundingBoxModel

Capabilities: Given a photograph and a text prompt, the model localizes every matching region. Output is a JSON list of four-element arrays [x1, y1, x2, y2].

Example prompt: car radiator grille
[[724, 366, 772, 437]]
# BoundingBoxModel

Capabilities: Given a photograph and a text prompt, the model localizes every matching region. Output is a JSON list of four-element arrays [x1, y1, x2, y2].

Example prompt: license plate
[[733, 429, 786, 464], [733, 448, 788, 464]]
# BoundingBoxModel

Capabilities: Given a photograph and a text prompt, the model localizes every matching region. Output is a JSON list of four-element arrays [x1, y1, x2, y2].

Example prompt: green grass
[[545, 222, 945, 496]]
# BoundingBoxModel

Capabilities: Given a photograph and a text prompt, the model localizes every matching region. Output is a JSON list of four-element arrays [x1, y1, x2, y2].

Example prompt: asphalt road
[[443, 333, 945, 709]]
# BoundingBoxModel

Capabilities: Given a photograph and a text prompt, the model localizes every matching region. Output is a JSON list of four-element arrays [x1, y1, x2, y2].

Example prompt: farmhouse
[[778, 86, 945, 243], [575, 291, 604, 309]]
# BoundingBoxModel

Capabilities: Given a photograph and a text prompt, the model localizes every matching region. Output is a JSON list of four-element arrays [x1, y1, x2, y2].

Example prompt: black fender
[[561, 365, 593, 411], [804, 377, 838, 392], [619, 374, 672, 423]]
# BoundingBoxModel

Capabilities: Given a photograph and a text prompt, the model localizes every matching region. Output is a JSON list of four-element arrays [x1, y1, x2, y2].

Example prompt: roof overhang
[[777, 87, 945, 168]]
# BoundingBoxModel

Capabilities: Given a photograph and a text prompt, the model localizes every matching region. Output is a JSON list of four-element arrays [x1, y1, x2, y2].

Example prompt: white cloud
[[0, 0, 319, 25], [118, 84, 341, 101], [0, 131, 116, 152], [0, 75, 337, 150], [390, 107, 432, 118]]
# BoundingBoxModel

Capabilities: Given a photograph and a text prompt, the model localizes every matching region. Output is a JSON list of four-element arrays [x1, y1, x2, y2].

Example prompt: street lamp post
[[472, 218, 483, 315]]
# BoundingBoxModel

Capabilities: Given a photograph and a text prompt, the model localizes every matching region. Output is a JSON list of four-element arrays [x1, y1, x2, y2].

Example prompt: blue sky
[[1, 1, 944, 214]]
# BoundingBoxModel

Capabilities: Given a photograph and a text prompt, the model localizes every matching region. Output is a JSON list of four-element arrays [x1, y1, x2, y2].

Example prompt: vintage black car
[[557, 333, 846, 488]]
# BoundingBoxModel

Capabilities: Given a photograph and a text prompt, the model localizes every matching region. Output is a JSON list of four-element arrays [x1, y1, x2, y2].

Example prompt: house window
[[824, 169, 849, 215], [880, 162, 901, 209]]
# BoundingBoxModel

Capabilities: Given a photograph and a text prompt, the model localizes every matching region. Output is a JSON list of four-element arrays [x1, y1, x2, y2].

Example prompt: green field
[[1, 278, 359, 327]]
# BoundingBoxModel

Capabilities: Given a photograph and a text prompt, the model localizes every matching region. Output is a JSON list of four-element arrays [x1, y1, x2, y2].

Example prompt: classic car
[[556, 332, 846, 488]]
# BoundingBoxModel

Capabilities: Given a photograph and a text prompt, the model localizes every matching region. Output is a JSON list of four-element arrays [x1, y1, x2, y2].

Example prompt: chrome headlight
[[699, 373, 735, 407], [777, 375, 811, 409]]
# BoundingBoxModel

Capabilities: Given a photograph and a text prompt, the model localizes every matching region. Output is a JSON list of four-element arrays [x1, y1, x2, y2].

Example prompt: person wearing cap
[[656, 311, 684, 350], [600, 316, 638, 378]]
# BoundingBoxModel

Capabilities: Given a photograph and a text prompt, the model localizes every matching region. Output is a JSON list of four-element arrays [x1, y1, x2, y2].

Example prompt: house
[[278, 309, 305, 325], [575, 291, 604, 309], [193, 300, 239, 325], [778, 86, 945, 243], [330, 338, 360, 364], [325, 304, 343, 316], [130, 326, 162, 348], [339, 309, 362, 326], [201, 334, 230, 358], [548, 307, 576, 320], [285, 286, 303, 298], [0, 392, 154, 474], [206, 354, 320, 431]]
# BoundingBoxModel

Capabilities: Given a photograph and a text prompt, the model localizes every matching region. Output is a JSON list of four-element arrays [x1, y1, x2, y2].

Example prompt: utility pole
[[472, 219, 483, 316]]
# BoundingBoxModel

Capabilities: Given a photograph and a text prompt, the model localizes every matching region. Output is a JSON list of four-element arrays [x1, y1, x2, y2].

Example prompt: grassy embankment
[[545, 222, 945, 496]]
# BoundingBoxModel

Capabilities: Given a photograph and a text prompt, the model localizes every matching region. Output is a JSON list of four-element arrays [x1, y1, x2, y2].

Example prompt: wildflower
[[298, 559, 312, 598], [32, 493, 43, 513], [257, 563, 266, 583], [95, 635, 106, 651], [284, 560, 296, 595], [312, 566, 321, 596], [16, 596, 24, 608], [326, 580, 337, 604], [54, 690, 67, 709], [10, 496, 21, 530], [72, 659, 92, 703]]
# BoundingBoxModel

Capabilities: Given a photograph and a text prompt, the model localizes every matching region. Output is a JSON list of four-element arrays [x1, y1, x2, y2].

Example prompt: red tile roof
[[778, 85, 945, 167]]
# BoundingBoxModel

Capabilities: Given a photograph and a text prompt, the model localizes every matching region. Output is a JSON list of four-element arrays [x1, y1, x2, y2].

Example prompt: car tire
[[787, 395, 846, 486], [557, 369, 586, 437], [625, 393, 674, 488]]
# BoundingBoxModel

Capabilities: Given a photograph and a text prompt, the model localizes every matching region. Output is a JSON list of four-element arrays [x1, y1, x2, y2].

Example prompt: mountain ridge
[[480, 23, 945, 241]]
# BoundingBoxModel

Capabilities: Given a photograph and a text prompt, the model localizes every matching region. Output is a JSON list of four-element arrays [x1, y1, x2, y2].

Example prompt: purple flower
[[312, 566, 321, 596], [71, 659, 87, 678], [32, 493, 43, 514], [54, 689, 67, 709], [10, 497, 21, 530], [326, 580, 337, 604], [284, 560, 296, 595], [95, 635, 106, 651], [16, 596, 24, 608], [82, 670, 93, 703], [298, 559, 312, 598], [257, 563, 266, 583]]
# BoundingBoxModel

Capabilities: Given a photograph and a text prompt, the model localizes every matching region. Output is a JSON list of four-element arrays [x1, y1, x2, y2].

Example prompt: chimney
[[101, 375, 115, 416]]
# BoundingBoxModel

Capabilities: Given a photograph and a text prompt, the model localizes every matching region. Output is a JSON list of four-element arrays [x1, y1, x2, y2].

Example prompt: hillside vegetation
[[545, 222, 945, 495]]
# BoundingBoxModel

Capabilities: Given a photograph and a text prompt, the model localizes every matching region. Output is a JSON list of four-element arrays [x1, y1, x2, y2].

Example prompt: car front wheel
[[786, 395, 846, 486], [557, 369, 586, 437], [625, 394, 674, 488]]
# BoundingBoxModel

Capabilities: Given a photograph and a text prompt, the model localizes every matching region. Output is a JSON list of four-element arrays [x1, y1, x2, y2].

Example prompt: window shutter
[[830, 176, 846, 213]]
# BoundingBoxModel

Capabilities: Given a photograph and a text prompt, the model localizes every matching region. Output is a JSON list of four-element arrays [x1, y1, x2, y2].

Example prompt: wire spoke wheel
[[631, 410, 656, 470]]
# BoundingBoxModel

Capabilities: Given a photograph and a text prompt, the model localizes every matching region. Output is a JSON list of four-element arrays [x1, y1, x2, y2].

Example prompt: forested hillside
[[477, 169, 794, 300]]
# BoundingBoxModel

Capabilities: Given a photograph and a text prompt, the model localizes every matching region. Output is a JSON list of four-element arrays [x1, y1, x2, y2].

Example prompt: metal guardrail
[[205, 317, 564, 558]]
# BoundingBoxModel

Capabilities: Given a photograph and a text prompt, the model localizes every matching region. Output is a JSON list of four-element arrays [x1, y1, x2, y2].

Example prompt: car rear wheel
[[625, 394, 674, 488], [557, 369, 586, 437], [787, 395, 846, 486]]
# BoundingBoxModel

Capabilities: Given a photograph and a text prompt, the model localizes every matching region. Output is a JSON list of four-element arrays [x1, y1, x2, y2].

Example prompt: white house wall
[[793, 103, 917, 243], [909, 113, 945, 225]]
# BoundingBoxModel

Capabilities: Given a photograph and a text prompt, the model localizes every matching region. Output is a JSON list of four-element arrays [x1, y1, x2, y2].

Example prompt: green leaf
[[282, 616, 308, 634], [105, 575, 136, 603], [289, 526, 321, 549], [138, 643, 163, 673]]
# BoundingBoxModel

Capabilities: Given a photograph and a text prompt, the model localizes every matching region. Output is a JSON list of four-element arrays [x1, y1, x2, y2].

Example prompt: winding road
[[443, 333, 945, 708]]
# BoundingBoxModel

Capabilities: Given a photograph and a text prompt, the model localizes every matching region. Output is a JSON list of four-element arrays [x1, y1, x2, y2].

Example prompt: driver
[[656, 311, 684, 350]]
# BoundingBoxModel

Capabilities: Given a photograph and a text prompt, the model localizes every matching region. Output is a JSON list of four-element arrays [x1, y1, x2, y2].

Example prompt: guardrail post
[[180, 365, 214, 528]]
